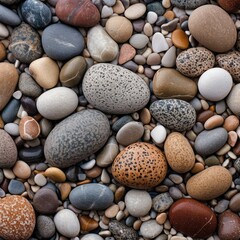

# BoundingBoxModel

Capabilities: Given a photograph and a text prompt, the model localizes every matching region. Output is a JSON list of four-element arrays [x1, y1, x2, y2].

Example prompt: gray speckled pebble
[[37, 215, 55, 239], [69, 183, 114, 210], [171, 0, 209, 9], [82, 63, 150, 114], [44, 110, 110, 168], [150, 99, 196, 132], [112, 115, 133, 132], [194, 127, 228, 157], [153, 193, 173, 213]]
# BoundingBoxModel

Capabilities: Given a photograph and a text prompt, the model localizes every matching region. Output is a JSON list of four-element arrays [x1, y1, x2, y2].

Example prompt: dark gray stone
[[1, 98, 20, 123], [171, 0, 209, 9], [42, 23, 85, 61], [194, 128, 228, 157], [150, 99, 196, 132], [8, 179, 25, 195], [21, 0, 52, 29], [147, 2, 165, 15], [0, 4, 21, 26], [0, 0, 20, 4], [18, 146, 44, 163], [44, 110, 110, 168], [37, 215, 56, 238], [153, 193, 174, 212], [112, 115, 133, 132], [69, 183, 114, 210], [21, 96, 38, 116]]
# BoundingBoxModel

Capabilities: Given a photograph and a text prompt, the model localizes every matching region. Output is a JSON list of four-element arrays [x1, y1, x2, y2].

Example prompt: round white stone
[[140, 220, 163, 239], [151, 125, 167, 144], [125, 190, 152, 217], [147, 11, 158, 24], [81, 234, 104, 240], [152, 32, 169, 53], [54, 209, 80, 238], [4, 123, 19, 136], [198, 68, 233, 102]]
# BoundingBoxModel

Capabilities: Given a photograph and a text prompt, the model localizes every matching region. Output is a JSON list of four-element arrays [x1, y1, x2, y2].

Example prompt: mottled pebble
[[153, 192, 173, 213], [140, 220, 163, 239], [37, 215, 56, 239]]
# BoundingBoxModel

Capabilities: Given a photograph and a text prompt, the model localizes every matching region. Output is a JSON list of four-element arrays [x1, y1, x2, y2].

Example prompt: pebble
[[186, 166, 232, 200], [12, 160, 31, 179], [125, 190, 152, 217], [112, 142, 167, 189], [124, 3, 146, 19], [171, 0, 208, 9], [82, 63, 150, 114], [42, 23, 84, 61], [19, 145, 44, 163], [79, 215, 99, 232], [0, 129, 17, 168], [140, 220, 163, 239], [150, 99, 196, 132], [0, 4, 21, 26], [8, 179, 25, 194], [54, 209, 80, 238], [81, 234, 104, 240], [164, 132, 195, 173], [0, 195, 35, 240], [223, 115, 239, 131], [43, 167, 66, 182], [0, 23, 9, 38], [118, 43, 136, 65], [129, 34, 149, 49], [161, 18, 178, 32], [147, 11, 158, 24], [198, 68, 233, 102], [204, 115, 224, 130], [217, 0, 240, 12], [188, 5, 237, 52], [69, 183, 114, 210], [116, 121, 144, 146], [227, 83, 240, 116], [37, 215, 56, 239], [34, 174, 47, 186], [152, 32, 169, 53], [56, 0, 100, 27], [161, 46, 176, 67], [106, 16, 133, 43], [153, 68, 197, 101], [4, 123, 19, 136], [214, 199, 229, 213], [151, 125, 167, 144], [229, 192, 240, 212], [21, 0, 52, 29], [218, 210, 240, 240], [1, 98, 20, 123], [44, 110, 110, 168], [169, 198, 217, 238], [194, 127, 228, 156], [176, 47, 215, 77], [105, 204, 119, 218], [29, 57, 59, 89], [171, 29, 189, 49], [0, 41, 6, 60], [19, 116, 40, 140], [147, 2, 165, 15], [153, 192, 173, 212]]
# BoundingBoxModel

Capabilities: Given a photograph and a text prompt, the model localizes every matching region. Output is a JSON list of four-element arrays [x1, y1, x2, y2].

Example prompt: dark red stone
[[218, 210, 240, 240], [218, 0, 240, 12], [169, 198, 217, 238], [55, 0, 100, 27]]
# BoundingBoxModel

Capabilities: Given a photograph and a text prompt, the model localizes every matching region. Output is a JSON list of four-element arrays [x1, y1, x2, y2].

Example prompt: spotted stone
[[171, 0, 208, 9]]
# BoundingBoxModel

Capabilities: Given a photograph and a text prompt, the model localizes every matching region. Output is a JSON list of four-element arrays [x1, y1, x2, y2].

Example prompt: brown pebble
[[171, 29, 189, 49], [233, 141, 240, 155], [43, 167, 66, 183], [140, 108, 151, 124], [118, 43, 136, 65], [79, 215, 99, 232], [85, 165, 102, 178], [76, 179, 91, 185], [0, 116, 4, 129], [163, 10, 175, 20], [59, 182, 71, 201], [191, 162, 204, 174], [223, 115, 239, 131], [0, 42, 6, 61], [229, 192, 240, 212], [156, 212, 167, 225], [115, 186, 126, 203], [228, 131, 238, 147], [19, 116, 41, 140], [197, 110, 214, 123], [204, 115, 224, 130], [105, 204, 119, 218], [12, 160, 31, 179]]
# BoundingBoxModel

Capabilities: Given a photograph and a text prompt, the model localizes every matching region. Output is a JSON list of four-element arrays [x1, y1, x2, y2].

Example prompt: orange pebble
[[163, 10, 175, 20], [172, 29, 189, 49]]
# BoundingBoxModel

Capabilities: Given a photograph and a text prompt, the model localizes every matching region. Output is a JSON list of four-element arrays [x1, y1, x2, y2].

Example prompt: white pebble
[[80, 159, 96, 170], [101, 5, 113, 18], [13, 90, 22, 100], [151, 125, 167, 144], [4, 123, 19, 136], [152, 32, 169, 53], [147, 11, 158, 24], [34, 173, 47, 186]]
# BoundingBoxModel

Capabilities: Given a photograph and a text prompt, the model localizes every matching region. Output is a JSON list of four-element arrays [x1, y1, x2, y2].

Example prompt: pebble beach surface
[[0, 0, 240, 240]]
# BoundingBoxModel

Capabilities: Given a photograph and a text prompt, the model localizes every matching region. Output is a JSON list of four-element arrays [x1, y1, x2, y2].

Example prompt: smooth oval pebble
[[194, 127, 228, 156], [204, 115, 224, 130], [124, 3, 146, 20], [186, 166, 232, 200], [112, 142, 167, 189], [37, 215, 56, 239], [171, 29, 189, 49], [43, 167, 66, 182], [150, 99, 196, 132], [129, 34, 149, 49], [140, 220, 163, 239], [227, 83, 240, 116], [81, 234, 104, 240], [0, 195, 36, 240], [0, 4, 21, 26], [151, 125, 167, 144], [44, 110, 110, 168], [188, 5, 237, 52], [82, 63, 150, 114], [54, 209, 80, 238], [19, 116, 40, 140], [164, 132, 195, 173], [229, 192, 240, 212], [152, 32, 169, 53], [198, 68, 233, 102], [69, 183, 114, 210], [37, 87, 78, 120], [12, 160, 31, 179], [169, 198, 217, 238], [218, 0, 240, 12]]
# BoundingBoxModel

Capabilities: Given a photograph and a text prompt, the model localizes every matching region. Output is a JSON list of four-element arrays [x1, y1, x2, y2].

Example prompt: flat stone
[[171, 0, 208, 9], [19, 146, 44, 163], [82, 63, 150, 114], [140, 220, 163, 239], [42, 23, 84, 61], [69, 183, 114, 210], [124, 3, 146, 20], [152, 32, 169, 53], [161, 18, 178, 32], [129, 34, 149, 49], [153, 193, 173, 213], [0, 4, 21, 26], [37, 215, 56, 239]]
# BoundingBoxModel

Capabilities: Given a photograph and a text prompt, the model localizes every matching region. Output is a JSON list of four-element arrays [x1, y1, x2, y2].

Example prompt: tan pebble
[[3, 169, 15, 179], [223, 115, 239, 131], [59, 182, 71, 201], [138, 65, 144, 74], [102, 215, 110, 225], [124, 3, 146, 20], [85, 165, 102, 178], [133, 219, 142, 230], [79, 215, 99, 232], [191, 162, 204, 174], [156, 212, 167, 224], [12, 160, 31, 179], [43, 167, 66, 182], [0, 116, 4, 128], [19, 116, 40, 140], [29, 57, 59, 89], [140, 108, 151, 124], [143, 23, 153, 37], [216, 143, 231, 155], [172, 29, 189, 49], [163, 10, 175, 20], [162, 0, 171, 8], [113, 0, 125, 14], [0, 41, 6, 61], [34, 173, 47, 186], [31, 185, 40, 193], [76, 179, 91, 185], [204, 115, 224, 130], [228, 131, 238, 147], [118, 43, 136, 65], [115, 186, 126, 202], [105, 204, 119, 218]]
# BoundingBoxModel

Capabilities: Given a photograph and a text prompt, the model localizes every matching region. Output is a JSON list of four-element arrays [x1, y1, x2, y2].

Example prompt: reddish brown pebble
[[114, 186, 126, 203], [0, 195, 36, 240], [223, 115, 240, 131], [228, 131, 238, 147], [79, 215, 99, 232], [197, 110, 214, 123], [19, 116, 40, 140], [169, 198, 217, 239], [0, 42, 6, 61], [59, 182, 71, 201], [218, 210, 240, 240], [85, 165, 102, 178], [217, 0, 240, 12], [171, 29, 189, 49], [112, 142, 167, 189], [163, 10, 175, 20], [118, 43, 136, 65]]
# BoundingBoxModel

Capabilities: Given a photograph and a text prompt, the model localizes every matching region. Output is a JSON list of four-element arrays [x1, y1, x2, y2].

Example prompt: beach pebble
[[0, 4, 21, 26], [118, 43, 136, 65], [171, 0, 208, 9], [87, 25, 118, 62], [186, 166, 232, 200], [150, 99, 196, 132], [19, 116, 40, 140], [79, 216, 99, 232], [227, 84, 240, 116], [194, 127, 228, 156], [130, 34, 149, 50], [140, 220, 163, 239], [152, 32, 169, 53], [0, 195, 35, 240], [42, 23, 84, 61], [37, 215, 56, 239], [204, 115, 224, 130], [69, 183, 114, 210], [37, 87, 78, 120], [176, 47, 215, 77], [153, 68, 197, 101], [1, 98, 20, 123], [81, 234, 104, 240], [147, 2, 165, 15], [124, 3, 146, 19], [112, 142, 167, 189], [8, 179, 25, 194], [152, 193, 174, 212], [82, 63, 150, 114], [125, 190, 152, 217], [164, 132, 195, 173], [188, 5, 237, 52], [229, 192, 240, 212], [171, 29, 189, 49], [56, 0, 100, 27], [169, 198, 217, 238], [217, 0, 240, 12], [161, 46, 176, 68], [198, 68, 233, 101], [151, 125, 167, 144], [54, 209, 80, 238], [44, 110, 110, 168], [12, 160, 31, 179]]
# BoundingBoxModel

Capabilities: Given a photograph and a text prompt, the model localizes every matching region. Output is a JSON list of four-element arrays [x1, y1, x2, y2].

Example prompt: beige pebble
[[124, 3, 146, 20], [19, 116, 40, 140], [59, 182, 71, 201], [105, 204, 119, 218], [216, 143, 231, 155], [12, 160, 31, 179], [43, 167, 66, 182], [115, 186, 126, 203], [133, 219, 142, 230], [228, 131, 238, 147], [140, 108, 151, 124], [143, 23, 153, 37], [156, 212, 167, 224], [3, 169, 15, 179], [204, 115, 224, 130], [191, 162, 204, 174], [162, 0, 171, 8], [34, 173, 47, 186], [113, 0, 125, 14], [223, 115, 239, 131]]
